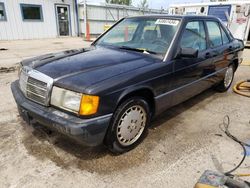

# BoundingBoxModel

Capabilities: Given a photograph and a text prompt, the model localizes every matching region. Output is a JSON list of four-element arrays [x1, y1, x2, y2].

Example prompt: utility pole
[[83, 0, 88, 39]]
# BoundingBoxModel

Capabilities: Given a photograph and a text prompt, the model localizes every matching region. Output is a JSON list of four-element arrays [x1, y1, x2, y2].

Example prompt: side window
[[180, 21, 206, 51], [0, 3, 7, 21], [221, 27, 230, 44], [206, 21, 222, 47]]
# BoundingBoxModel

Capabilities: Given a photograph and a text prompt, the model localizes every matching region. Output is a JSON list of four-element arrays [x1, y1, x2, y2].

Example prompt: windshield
[[95, 17, 180, 57]]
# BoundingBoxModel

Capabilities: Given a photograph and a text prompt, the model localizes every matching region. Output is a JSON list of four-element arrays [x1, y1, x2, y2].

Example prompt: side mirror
[[179, 47, 198, 58], [236, 38, 244, 49]]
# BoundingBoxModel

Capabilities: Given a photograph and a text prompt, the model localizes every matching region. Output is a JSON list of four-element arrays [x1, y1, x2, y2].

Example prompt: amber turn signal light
[[79, 95, 99, 115]]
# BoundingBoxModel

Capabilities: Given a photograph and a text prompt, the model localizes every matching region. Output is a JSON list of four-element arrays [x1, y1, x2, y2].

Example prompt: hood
[[21, 46, 158, 92]]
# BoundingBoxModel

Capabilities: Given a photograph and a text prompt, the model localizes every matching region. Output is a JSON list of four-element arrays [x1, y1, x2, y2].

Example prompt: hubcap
[[117, 105, 147, 146], [224, 66, 234, 88]]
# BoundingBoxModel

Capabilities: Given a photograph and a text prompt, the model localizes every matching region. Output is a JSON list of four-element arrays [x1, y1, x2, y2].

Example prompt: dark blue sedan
[[11, 15, 244, 154]]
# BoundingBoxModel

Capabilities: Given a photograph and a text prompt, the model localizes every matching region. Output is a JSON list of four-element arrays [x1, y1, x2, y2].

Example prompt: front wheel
[[216, 65, 235, 92], [104, 97, 151, 154]]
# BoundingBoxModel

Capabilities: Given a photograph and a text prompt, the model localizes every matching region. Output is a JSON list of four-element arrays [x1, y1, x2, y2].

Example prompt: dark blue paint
[[12, 15, 245, 146]]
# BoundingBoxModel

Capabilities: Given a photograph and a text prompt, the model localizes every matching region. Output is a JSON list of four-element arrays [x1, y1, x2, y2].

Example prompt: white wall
[[0, 0, 77, 40], [78, 3, 167, 36]]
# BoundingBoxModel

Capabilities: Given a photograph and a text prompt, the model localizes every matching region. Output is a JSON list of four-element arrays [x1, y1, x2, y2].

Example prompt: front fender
[[119, 85, 155, 101]]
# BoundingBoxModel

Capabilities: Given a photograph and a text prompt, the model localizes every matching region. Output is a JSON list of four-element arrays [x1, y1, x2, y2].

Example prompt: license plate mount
[[18, 107, 31, 125]]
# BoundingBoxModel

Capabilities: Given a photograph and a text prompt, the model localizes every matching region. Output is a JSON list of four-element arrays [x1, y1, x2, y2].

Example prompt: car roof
[[126, 14, 219, 21]]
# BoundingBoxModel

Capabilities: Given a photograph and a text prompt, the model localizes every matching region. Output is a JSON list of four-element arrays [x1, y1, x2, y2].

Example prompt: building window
[[20, 4, 43, 21], [0, 3, 7, 21]]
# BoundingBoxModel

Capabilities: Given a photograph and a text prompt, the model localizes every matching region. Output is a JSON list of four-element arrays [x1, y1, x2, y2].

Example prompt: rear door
[[205, 20, 233, 82], [170, 20, 214, 106]]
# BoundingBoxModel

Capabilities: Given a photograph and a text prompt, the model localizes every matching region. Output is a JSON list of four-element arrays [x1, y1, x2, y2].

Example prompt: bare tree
[[138, 0, 148, 9]]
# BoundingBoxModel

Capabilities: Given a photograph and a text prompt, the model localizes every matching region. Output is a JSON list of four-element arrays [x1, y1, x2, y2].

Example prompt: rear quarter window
[[221, 27, 230, 44], [224, 26, 234, 41]]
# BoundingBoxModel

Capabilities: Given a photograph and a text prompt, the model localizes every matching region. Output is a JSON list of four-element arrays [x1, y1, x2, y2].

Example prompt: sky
[[83, 0, 206, 9]]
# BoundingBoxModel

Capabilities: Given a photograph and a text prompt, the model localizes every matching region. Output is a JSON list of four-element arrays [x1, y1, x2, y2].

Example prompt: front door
[[170, 20, 214, 106], [56, 5, 70, 36]]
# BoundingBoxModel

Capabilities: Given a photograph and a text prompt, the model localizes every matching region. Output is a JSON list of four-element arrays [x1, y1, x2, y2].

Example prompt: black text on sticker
[[155, 19, 179, 26]]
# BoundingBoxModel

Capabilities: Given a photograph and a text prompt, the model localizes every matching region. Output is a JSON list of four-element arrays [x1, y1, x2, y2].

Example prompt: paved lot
[[0, 38, 250, 187], [242, 48, 250, 65]]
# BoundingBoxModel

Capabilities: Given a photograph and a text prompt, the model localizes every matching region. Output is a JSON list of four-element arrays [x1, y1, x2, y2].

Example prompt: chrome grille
[[26, 77, 47, 105], [19, 66, 53, 106]]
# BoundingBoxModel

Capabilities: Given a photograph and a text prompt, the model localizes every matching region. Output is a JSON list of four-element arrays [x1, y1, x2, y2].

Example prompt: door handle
[[205, 52, 211, 59]]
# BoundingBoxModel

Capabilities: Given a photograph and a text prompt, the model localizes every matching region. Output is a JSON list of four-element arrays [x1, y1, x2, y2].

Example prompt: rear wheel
[[216, 65, 235, 92], [104, 97, 150, 154]]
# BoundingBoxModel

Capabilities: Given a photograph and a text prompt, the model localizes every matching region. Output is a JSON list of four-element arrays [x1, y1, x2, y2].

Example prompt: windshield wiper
[[119, 46, 158, 55]]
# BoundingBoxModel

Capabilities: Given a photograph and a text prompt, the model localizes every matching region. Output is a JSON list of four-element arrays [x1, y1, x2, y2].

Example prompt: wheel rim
[[224, 66, 234, 88], [116, 105, 147, 146]]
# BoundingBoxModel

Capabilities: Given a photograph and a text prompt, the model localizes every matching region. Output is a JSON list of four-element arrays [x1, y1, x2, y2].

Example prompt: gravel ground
[[0, 65, 250, 188]]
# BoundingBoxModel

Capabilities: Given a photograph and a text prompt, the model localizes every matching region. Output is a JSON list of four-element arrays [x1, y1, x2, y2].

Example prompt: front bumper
[[11, 81, 112, 146]]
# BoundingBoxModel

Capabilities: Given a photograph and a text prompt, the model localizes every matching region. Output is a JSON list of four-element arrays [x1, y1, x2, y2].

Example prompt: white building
[[0, 0, 79, 40]]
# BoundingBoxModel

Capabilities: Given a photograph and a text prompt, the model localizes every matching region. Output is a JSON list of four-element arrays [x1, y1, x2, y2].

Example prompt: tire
[[216, 65, 235, 92], [104, 97, 151, 154]]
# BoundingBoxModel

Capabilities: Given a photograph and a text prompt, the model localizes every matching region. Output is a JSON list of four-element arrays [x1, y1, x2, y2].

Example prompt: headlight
[[17, 65, 22, 78], [51, 87, 81, 112], [51, 86, 99, 115]]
